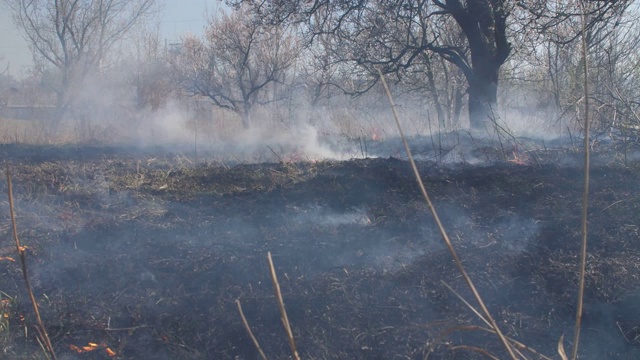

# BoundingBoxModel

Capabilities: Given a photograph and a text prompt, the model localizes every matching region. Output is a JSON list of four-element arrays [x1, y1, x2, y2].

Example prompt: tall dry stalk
[[6, 169, 57, 360], [236, 299, 268, 360], [571, 1, 591, 358], [267, 252, 300, 360], [376, 69, 517, 359]]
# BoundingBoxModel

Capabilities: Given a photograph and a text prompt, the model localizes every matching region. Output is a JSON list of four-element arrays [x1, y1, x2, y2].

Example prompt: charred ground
[[1, 142, 640, 359]]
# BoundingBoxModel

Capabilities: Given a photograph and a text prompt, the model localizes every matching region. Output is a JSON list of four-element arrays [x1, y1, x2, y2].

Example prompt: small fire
[[508, 151, 528, 165], [70, 342, 117, 357], [371, 127, 382, 141], [0, 256, 15, 262]]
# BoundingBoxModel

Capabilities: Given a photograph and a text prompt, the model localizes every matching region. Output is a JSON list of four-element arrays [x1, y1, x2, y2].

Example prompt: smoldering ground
[[2, 139, 640, 359], [1, 75, 639, 358]]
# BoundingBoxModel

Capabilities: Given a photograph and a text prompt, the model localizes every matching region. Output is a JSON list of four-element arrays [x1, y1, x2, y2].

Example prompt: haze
[[0, 0, 214, 76]]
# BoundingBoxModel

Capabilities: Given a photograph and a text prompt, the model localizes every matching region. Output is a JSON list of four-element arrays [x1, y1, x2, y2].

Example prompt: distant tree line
[[1, 0, 638, 139]]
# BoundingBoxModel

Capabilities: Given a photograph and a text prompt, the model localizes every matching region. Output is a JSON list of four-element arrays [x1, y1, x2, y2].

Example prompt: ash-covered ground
[[1, 132, 640, 359]]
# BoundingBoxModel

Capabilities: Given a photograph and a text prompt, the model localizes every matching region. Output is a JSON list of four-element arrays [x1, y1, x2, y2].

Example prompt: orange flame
[[508, 151, 528, 165], [371, 127, 382, 141], [70, 342, 116, 356]]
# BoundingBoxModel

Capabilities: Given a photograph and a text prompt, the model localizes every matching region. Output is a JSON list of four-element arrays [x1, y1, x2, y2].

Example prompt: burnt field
[[1, 139, 640, 359]]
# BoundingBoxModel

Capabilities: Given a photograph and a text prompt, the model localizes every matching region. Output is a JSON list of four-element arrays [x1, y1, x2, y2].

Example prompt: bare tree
[[0, 60, 8, 77], [0, 62, 19, 110], [131, 25, 174, 112], [175, 6, 299, 129], [297, 28, 339, 107], [505, 0, 634, 134], [237, 0, 632, 130], [236, 0, 511, 129], [4, 0, 158, 131]]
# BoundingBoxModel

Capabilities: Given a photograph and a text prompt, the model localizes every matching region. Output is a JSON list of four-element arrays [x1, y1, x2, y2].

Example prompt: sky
[[0, 0, 221, 77]]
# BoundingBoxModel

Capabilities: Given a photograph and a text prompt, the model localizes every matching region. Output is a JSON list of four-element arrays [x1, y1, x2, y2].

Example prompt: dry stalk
[[267, 145, 283, 162], [450, 345, 500, 360], [34, 325, 52, 360], [571, 1, 592, 359], [376, 69, 517, 360], [267, 251, 300, 360], [442, 281, 552, 360], [441, 281, 489, 327], [558, 334, 569, 360], [6, 168, 57, 360], [442, 325, 553, 360], [486, 108, 541, 167], [236, 299, 268, 360]]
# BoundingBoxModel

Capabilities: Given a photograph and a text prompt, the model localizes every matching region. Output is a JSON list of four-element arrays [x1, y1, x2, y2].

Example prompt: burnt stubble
[[1, 145, 640, 359]]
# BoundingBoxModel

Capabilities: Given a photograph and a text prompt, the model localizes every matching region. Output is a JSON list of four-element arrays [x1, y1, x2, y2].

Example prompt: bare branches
[[0, 63, 9, 77], [4, 0, 158, 131], [239, 0, 514, 128], [516, 0, 631, 46], [174, 5, 299, 128], [7, 0, 157, 72]]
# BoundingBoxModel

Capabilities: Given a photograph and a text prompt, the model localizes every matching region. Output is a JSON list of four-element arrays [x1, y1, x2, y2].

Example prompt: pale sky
[[0, 0, 220, 77]]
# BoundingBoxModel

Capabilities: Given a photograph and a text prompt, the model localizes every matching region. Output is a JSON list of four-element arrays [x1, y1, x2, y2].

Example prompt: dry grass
[[1, 97, 462, 148], [0, 117, 109, 145]]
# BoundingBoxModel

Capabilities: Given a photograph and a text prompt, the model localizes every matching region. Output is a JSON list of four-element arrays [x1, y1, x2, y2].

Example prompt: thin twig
[[267, 252, 300, 360], [487, 107, 541, 167], [616, 321, 631, 344], [571, 2, 591, 359], [267, 145, 283, 162], [442, 281, 552, 360], [450, 345, 500, 360], [104, 325, 149, 332], [6, 168, 57, 360], [376, 69, 517, 360], [236, 299, 268, 360], [442, 325, 553, 360], [33, 329, 51, 360], [441, 281, 490, 328], [601, 200, 624, 212]]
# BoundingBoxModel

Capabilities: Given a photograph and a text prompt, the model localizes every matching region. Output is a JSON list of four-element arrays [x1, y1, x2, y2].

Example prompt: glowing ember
[[371, 127, 382, 141], [70, 342, 116, 356], [508, 151, 529, 165]]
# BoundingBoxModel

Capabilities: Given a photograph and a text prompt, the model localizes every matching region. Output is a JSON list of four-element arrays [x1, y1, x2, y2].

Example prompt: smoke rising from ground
[[118, 95, 574, 166]]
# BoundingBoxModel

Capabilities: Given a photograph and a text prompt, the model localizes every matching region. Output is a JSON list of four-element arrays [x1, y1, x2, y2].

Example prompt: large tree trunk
[[422, 53, 446, 128], [445, 0, 511, 130], [467, 56, 500, 129], [50, 89, 69, 138], [452, 87, 464, 126], [240, 104, 251, 129]]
